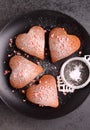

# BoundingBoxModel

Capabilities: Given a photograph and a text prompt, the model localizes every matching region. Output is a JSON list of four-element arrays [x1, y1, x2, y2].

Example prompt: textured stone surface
[[0, 0, 90, 130]]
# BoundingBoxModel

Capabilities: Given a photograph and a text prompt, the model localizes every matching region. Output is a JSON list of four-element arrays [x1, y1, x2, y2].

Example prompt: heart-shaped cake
[[26, 75, 59, 108], [49, 27, 81, 62], [9, 55, 43, 88], [16, 26, 45, 60]]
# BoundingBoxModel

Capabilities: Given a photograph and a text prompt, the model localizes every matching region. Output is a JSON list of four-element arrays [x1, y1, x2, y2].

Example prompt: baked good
[[26, 75, 59, 108], [9, 55, 43, 88], [16, 26, 45, 60], [49, 27, 81, 62]]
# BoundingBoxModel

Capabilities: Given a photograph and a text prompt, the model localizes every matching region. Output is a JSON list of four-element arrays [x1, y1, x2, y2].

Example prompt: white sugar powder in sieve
[[69, 65, 83, 82], [63, 60, 89, 86]]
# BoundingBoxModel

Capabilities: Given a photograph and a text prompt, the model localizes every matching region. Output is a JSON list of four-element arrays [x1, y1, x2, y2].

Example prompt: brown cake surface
[[49, 27, 81, 62], [9, 55, 43, 88], [26, 75, 59, 108], [16, 26, 45, 60]]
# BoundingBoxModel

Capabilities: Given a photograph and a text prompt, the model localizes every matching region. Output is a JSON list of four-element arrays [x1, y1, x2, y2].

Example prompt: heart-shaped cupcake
[[26, 75, 59, 108], [16, 26, 45, 60], [9, 55, 43, 88], [49, 27, 81, 62]]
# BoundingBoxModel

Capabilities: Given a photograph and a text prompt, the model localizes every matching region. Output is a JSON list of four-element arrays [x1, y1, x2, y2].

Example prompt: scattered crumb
[[12, 90, 15, 93], [13, 50, 17, 54], [8, 54, 12, 57], [79, 51, 82, 55], [16, 52, 21, 56], [24, 53, 27, 56], [54, 66, 57, 69], [21, 90, 25, 94], [23, 99, 26, 102], [4, 70, 10, 75], [26, 55, 29, 58], [37, 61, 40, 65]]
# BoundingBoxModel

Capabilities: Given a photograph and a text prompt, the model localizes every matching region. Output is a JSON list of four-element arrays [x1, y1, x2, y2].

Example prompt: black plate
[[0, 10, 90, 119]]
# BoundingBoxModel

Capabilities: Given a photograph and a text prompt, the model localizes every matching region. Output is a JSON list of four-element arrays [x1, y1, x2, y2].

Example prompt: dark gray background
[[0, 0, 90, 130]]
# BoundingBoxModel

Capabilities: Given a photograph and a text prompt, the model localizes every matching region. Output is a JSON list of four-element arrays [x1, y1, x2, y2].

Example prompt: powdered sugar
[[69, 65, 83, 82], [64, 60, 89, 86]]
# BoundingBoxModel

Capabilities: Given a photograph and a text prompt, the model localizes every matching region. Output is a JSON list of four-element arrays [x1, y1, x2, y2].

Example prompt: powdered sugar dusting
[[64, 60, 89, 86], [69, 65, 83, 82]]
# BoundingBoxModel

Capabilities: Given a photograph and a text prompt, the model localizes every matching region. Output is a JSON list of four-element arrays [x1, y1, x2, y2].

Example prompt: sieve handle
[[84, 55, 90, 68]]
